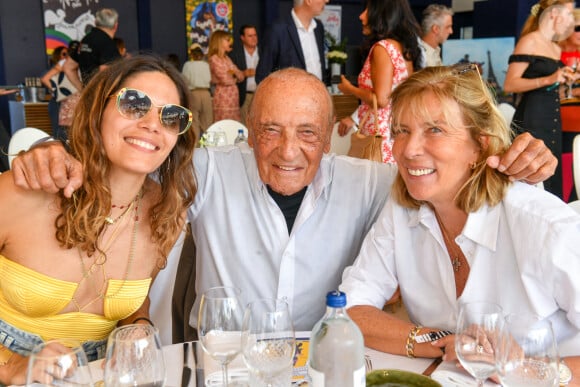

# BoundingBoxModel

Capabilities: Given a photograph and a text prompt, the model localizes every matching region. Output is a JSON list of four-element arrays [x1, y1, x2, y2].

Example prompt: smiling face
[[100, 71, 180, 177], [392, 92, 481, 209], [247, 70, 332, 196]]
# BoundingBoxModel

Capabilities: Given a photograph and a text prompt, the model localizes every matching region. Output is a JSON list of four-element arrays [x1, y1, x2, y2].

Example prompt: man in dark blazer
[[229, 25, 259, 125], [255, 0, 328, 85]]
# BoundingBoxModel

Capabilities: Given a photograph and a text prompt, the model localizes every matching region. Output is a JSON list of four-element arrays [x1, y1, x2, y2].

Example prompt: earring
[[470, 161, 477, 170]]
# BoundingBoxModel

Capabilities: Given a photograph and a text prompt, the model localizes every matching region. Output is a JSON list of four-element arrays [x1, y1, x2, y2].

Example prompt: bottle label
[[307, 366, 365, 387], [308, 367, 324, 387], [353, 365, 365, 387]]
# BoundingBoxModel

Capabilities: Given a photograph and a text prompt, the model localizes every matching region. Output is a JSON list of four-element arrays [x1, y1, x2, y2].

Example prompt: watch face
[[559, 363, 572, 385]]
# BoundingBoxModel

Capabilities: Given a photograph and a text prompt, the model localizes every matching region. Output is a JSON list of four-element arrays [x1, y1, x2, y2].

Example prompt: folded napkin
[[430, 360, 500, 387]]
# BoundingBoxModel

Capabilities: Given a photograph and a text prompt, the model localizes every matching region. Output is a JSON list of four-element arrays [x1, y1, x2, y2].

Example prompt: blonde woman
[[208, 30, 245, 122], [504, 0, 576, 198]]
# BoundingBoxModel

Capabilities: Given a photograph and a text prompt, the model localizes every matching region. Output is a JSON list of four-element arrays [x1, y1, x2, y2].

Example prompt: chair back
[[8, 127, 49, 168], [330, 123, 352, 155], [497, 103, 516, 126], [574, 134, 580, 199], [568, 200, 580, 214], [205, 119, 247, 145]]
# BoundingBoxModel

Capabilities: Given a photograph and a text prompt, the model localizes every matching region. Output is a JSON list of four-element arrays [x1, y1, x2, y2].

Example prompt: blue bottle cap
[[326, 290, 347, 307]]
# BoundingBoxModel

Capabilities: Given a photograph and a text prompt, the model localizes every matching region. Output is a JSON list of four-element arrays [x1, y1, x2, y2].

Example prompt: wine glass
[[197, 286, 244, 387], [26, 339, 94, 386], [496, 314, 559, 387], [215, 131, 227, 146], [455, 301, 504, 387], [241, 298, 296, 387], [104, 324, 166, 387], [565, 57, 578, 99]]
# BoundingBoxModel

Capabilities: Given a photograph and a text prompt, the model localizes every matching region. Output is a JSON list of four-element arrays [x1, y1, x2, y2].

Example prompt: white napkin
[[430, 360, 500, 387]]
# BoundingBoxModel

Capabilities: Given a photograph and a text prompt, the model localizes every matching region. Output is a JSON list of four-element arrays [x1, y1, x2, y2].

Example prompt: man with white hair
[[256, 0, 329, 84], [420, 4, 454, 67]]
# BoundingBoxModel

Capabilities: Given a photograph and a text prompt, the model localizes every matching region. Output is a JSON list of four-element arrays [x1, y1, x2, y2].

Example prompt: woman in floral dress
[[338, 0, 422, 164], [208, 30, 245, 122]]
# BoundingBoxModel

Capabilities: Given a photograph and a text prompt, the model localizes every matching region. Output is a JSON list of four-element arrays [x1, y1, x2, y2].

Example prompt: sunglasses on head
[[114, 87, 192, 135], [575, 25, 580, 32]]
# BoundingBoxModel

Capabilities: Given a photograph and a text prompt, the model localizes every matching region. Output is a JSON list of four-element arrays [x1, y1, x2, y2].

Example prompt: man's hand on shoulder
[[486, 132, 557, 184], [11, 141, 83, 198]]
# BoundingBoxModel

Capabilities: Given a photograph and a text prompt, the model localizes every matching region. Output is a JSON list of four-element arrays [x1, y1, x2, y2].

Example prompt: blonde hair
[[208, 30, 232, 57], [390, 65, 513, 212], [521, 0, 574, 36]]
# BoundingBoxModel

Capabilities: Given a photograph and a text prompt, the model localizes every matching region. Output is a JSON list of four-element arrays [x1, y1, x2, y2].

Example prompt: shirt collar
[[291, 8, 317, 32], [409, 202, 501, 251]]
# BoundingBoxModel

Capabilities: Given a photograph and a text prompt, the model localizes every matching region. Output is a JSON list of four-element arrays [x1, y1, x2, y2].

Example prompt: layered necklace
[[72, 190, 142, 312], [434, 211, 470, 297]]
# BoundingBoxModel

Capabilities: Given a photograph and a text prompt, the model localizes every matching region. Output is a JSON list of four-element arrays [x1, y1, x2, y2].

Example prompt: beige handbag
[[347, 94, 383, 163]]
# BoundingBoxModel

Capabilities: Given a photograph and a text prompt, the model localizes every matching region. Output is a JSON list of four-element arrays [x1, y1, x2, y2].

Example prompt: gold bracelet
[[405, 325, 422, 358]]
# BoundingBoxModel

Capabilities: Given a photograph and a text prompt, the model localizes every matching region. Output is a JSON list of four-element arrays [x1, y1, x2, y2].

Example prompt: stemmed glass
[[565, 57, 578, 99], [455, 301, 504, 387], [495, 314, 559, 387], [104, 324, 166, 387], [197, 286, 244, 387], [241, 298, 296, 387], [26, 339, 94, 386]]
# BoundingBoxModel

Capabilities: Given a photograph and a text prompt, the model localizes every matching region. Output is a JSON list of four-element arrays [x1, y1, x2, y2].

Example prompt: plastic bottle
[[234, 129, 247, 144], [308, 290, 365, 387]]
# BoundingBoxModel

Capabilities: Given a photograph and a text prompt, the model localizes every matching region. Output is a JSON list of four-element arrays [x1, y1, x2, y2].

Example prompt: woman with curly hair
[[0, 54, 197, 385], [337, 0, 422, 164], [504, 0, 576, 198]]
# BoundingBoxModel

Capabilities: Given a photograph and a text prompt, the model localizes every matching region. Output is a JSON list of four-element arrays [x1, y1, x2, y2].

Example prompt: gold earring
[[470, 161, 477, 170]]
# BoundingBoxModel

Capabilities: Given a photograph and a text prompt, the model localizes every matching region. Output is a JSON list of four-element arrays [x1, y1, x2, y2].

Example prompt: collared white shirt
[[419, 39, 442, 67], [291, 9, 322, 80], [341, 182, 580, 356], [244, 46, 259, 92], [188, 144, 395, 330], [181, 60, 211, 89]]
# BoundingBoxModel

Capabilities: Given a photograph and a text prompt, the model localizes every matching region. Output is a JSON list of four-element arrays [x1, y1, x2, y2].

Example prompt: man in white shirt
[[230, 25, 259, 125], [255, 0, 328, 84], [11, 69, 557, 341], [419, 4, 454, 67]]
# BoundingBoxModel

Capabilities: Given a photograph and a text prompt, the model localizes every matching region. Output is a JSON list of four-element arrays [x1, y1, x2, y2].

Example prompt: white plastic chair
[[8, 127, 49, 168], [206, 119, 247, 145], [568, 200, 580, 214], [330, 122, 352, 156], [574, 134, 580, 200]]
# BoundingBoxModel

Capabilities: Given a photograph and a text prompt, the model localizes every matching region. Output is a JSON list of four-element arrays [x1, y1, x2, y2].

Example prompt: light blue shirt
[[188, 144, 396, 330]]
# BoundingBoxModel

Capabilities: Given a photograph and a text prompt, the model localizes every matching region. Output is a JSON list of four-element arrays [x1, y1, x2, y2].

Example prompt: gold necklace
[[105, 193, 139, 224], [72, 190, 142, 311], [434, 212, 463, 273]]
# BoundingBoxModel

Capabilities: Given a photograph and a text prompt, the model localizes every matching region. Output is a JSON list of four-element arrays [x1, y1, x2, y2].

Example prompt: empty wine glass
[[215, 131, 227, 146], [104, 324, 166, 387], [565, 57, 578, 99], [496, 314, 559, 387], [241, 298, 296, 387], [197, 286, 244, 387], [26, 339, 94, 386], [455, 301, 504, 387]]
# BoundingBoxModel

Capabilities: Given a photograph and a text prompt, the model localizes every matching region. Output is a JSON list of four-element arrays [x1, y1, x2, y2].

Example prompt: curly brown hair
[[55, 54, 197, 265]]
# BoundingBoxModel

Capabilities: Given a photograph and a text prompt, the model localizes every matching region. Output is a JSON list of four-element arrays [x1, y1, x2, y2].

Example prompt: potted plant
[[325, 32, 348, 77]]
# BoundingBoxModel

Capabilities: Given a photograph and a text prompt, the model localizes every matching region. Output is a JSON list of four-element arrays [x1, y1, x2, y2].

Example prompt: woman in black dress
[[504, 0, 575, 198]]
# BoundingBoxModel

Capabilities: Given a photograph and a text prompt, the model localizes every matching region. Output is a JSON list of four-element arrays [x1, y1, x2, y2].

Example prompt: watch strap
[[414, 330, 453, 343]]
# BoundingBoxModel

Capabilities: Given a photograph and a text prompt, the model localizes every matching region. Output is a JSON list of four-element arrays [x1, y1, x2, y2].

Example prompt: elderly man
[[255, 0, 328, 84], [420, 4, 454, 67], [12, 68, 557, 340]]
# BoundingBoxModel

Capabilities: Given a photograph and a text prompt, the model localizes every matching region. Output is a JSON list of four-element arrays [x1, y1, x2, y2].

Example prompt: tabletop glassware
[[104, 323, 166, 387], [215, 131, 227, 147], [241, 298, 296, 387], [495, 314, 559, 387], [455, 301, 504, 387], [26, 339, 94, 386], [197, 286, 244, 387], [565, 57, 578, 100]]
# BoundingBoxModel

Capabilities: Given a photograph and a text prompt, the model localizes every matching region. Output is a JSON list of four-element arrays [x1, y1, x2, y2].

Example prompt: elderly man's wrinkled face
[[248, 73, 332, 196]]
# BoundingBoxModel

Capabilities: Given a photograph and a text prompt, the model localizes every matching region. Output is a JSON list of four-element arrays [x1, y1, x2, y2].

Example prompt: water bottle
[[234, 128, 247, 144], [308, 291, 365, 387]]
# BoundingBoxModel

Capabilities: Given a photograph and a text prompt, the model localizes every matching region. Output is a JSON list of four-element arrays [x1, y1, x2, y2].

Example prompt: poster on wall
[[185, 0, 233, 55], [42, 0, 100, 55], [320, 5, 342, 46]]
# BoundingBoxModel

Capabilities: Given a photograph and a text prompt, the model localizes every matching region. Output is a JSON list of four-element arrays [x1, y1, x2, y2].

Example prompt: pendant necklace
[[434, 212, 462, 272]]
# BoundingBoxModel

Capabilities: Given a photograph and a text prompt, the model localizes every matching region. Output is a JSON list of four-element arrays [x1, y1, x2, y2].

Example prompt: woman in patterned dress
[[338, 0, 423, 164], [208, 30, 245, 122]]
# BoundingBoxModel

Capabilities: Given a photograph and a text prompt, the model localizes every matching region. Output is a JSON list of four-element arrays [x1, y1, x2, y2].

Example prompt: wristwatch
[[414, 330, 453, 343], [560, 362, 572, 386]]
